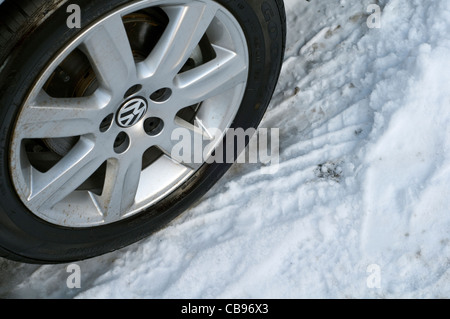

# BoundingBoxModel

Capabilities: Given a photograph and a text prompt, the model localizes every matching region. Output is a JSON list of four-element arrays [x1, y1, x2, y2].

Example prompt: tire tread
[[0, 0, 60, 63]]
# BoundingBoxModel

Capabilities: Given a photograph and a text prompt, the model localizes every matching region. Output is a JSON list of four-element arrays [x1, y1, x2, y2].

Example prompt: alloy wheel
[[9, 0, 249, 227]]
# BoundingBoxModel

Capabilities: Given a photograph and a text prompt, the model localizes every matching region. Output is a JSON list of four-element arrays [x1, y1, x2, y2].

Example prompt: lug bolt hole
[[144, 117, 164, 136], [150, 88, 172, 103], [124, 84, 142, 99], [99, 113, 114, 133], [114, 132, 130, 154]]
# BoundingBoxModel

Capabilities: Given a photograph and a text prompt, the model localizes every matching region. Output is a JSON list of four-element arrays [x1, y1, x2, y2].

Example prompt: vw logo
[[117, 97, 148, 128]]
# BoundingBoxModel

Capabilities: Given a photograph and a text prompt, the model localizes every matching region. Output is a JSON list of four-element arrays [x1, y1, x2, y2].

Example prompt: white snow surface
[[1, 0, 449, 298]]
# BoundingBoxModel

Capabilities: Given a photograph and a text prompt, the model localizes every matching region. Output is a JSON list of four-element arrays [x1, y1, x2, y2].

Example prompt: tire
[[0, 0, 286, 263]]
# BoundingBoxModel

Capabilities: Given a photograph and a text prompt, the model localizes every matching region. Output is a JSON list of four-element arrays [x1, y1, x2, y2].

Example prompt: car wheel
[[0, 0, 285, 263]]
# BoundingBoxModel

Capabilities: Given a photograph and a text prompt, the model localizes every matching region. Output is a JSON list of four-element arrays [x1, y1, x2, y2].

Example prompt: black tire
[[0, 0, 286, 263]]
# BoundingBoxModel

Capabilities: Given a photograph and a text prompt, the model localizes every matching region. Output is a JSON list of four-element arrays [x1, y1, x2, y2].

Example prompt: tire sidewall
[[0, 0, 284, 263]]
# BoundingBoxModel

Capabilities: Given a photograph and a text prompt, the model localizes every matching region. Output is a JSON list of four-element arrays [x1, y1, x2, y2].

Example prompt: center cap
[[117, 97, 148, 128]]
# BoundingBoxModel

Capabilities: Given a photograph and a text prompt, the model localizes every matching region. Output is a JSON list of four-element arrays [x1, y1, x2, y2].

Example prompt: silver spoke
[[81, 14, 136, 92], [156, 120, 212, 171], [27, 137, 104, 210], [138, 2, 217, 79], [175, 45, 248, 105], [96, 158, 142, 222], [16, 91, 108, 139]]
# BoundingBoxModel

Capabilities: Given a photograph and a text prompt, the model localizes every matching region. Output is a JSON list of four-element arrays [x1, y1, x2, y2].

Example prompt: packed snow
[[1, 0, 449, 298]]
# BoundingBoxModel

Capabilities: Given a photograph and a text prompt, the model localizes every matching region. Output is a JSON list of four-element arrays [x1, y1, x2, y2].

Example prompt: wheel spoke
[[155, 120, 213, 171], [96, 158, 142, 221], [15, 91, 109, 139], [175, 45, 248, 105], [80, 13, 136, 92], [138, 2, 218, 79], [27, 137, 104, 210]]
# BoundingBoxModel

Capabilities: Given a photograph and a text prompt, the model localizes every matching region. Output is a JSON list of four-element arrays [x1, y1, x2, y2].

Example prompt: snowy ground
[[1, 0, 449, 298]]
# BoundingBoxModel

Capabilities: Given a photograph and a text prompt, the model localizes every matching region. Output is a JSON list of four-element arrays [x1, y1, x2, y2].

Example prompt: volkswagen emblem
[[117, 97, 148, 128]]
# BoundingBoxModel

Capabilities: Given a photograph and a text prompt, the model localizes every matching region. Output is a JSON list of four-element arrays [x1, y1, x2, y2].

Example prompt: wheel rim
[[10, 0, 249, 227]]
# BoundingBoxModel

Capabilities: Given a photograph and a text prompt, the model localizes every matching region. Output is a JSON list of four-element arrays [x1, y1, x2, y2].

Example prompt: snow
[[1, 0, 449, 298]]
